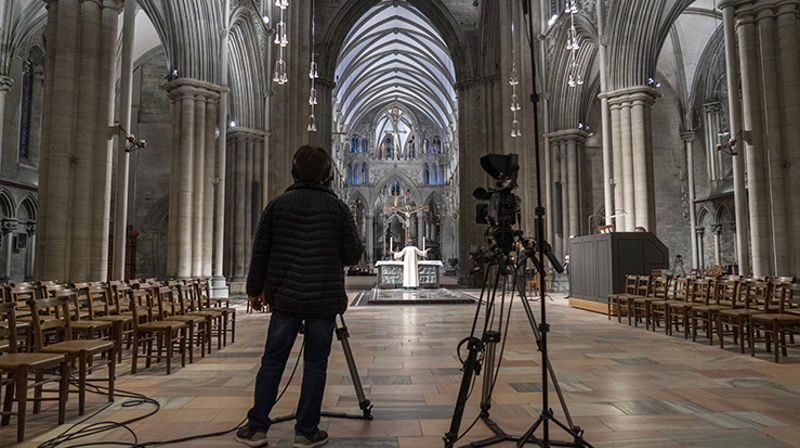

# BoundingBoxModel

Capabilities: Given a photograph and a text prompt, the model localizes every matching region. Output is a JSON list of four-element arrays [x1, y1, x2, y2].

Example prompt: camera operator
[[236, 146, 363, 448]]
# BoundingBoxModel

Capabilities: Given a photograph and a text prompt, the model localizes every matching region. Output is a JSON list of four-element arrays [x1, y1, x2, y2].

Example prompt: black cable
[[38, 338, 307, 448]]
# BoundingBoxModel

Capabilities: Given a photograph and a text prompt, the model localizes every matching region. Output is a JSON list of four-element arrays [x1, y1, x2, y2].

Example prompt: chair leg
[[2, 372, 15, 426], [59, 361, 68, 425], [78, 351, 87, 415], [166, 331, 173, 375], [718, 316, 724, 349], [16, 366, 28, 443], [146, 336, 153, 369], [33, 370, 43, 414], [230, 312, 235, 344], [107, 347, 115, 402], [131, 333, 139, 374], [180, 328, 187, 368]]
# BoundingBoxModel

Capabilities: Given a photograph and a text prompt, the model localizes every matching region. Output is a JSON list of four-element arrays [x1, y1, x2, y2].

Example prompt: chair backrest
[[111, 282, 132, 315], [635, 275, 650, 296], [747, 280, 771, 310], [195, 279, 211, 305], [82, 283, 111, 319], [650, 276, 671, 299], [155, 285, 178, 320], [766, 280, 793, 313], [9, 283, 37, 319], [29, 291, 74, 351], [714, 279, 738, 307], [127, 289, 153, 329], [623, 275, 637, 295], [669, 276, 691, 301], [176, 281, 199, 311], [690, 278, 712, 304], [0, 302, 19, 353], [785, 283, 800, 312]]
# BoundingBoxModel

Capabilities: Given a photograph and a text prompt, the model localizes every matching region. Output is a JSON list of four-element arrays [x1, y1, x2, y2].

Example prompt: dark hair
[[291, 145, 332, 185]]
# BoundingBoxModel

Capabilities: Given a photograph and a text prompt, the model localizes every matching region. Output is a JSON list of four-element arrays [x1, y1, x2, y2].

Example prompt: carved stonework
[[1, 219, 18, 234]]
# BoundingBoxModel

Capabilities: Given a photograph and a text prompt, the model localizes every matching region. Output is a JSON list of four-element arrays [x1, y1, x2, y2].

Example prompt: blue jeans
[[247, 314, 335, 437]]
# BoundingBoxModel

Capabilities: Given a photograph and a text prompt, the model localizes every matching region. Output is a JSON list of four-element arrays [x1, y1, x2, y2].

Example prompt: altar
[[375, 260, 444, 288]]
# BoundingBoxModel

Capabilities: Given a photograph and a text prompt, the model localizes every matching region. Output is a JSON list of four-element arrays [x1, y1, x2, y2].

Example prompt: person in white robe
[[392, 240, 430, 288]]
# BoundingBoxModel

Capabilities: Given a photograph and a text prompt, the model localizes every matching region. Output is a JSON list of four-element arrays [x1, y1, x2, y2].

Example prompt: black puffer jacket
[[246, 182, 363, 318]]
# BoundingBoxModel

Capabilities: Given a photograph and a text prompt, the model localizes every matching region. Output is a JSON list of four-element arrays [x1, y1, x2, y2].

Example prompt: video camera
[[473, 154, 521, 255]]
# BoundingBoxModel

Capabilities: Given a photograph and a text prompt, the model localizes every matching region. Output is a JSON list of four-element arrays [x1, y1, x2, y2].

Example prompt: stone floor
[[5, 292, 800, 448]]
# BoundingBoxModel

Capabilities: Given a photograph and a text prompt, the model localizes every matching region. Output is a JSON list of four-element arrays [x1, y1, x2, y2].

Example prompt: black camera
[[473, 154, 521, 255]]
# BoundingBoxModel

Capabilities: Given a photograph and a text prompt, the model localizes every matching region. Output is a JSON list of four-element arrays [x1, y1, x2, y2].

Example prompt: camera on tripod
[[473, 153, 521, 256]]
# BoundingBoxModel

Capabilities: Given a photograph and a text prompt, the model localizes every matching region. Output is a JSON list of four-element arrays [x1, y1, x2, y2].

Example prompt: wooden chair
[[666, 277, 711, 339], [29, 291, 115, 416], [155, 285, 206, 363], [718, 280, 769, 353], [180, 281, 224, 351], [626, 275, 651, 326], [607, 275, 637, 322], [128, 288, 187, 375], [689, 278, 733, 345], [750, 282, 800, 362], [67, 284, 112, 341], [632, 275, 670, 330], [197, 279, 236, 345], [77, 284, 132, 363], [651, 276, 688, 335], [0, 303, 70, 443]]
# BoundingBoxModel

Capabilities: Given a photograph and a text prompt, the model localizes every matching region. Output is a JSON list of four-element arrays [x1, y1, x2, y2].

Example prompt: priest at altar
[[392, 240, 430, 288]]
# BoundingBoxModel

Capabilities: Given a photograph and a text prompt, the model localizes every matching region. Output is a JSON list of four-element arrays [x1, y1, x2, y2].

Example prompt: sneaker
[[234, 425, 269, 447], [293, 429, 329, 448]]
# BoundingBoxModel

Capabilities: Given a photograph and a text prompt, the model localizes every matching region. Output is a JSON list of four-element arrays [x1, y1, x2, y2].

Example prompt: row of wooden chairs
[[0, 277, 237, 443], [608, 274, 800, 363]]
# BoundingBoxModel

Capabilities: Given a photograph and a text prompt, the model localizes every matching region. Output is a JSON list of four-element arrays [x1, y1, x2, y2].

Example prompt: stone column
[[366, 214, 374, 265], [2, 219, 17, 279], [697, 227, 706, 269], [607, 87, 660, 232], [0, 76, 12, 161], [682, 131, 699, 269], [36, 0, 122, 282], [609, 100, 625, 230], [417, 213, 424, 248], [559, 140, 569, 250], [713, 224, 722, 266], [26, 223, 36, 280], [225, 128, 266, 282], [721, 0, 750, 277], [165, 79, 222, 279], [550, 135, 563, 260]]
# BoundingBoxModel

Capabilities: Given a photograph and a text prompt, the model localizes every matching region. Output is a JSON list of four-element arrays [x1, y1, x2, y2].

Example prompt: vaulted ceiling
[[333, 0, 457, 133]]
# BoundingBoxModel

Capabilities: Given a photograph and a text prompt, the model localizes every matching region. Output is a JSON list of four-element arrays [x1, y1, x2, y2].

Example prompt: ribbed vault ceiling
[[334, 0, 457, 132]]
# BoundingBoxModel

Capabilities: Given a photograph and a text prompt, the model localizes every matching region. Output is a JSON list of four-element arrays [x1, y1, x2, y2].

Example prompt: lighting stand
[[272, 314, 373, 423]]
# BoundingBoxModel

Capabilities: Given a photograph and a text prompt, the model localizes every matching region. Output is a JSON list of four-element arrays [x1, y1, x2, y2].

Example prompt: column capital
[[227, 127, 268, 141], [26, 222, 36, 234], [681, 131, 696, 142], [544, 129, 589, 143], [605, 86, 660, 106], [165, 78, 227, 102], [1, 218, 18, 233], [696, 227, 705, 236], [713, 224, 723, 234], [0, 76, 12, 92]]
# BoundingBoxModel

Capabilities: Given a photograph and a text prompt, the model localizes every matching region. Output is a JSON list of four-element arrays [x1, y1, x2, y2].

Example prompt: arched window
[[423, 164, 430, 185], [424, 138, 430, 154], [362, 162, 368, 184], [361, 137, 368, 153], [440, 165, 445, 184], [409, 138, 415, 158], [390, 179, 401, 196], [432, 137, 441, 154], [351, 135, 359, 153], [347, 164, 353, 184], [432, 166, 438, 185]]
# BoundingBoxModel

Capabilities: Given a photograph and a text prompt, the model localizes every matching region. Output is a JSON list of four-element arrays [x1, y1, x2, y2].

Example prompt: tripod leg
[[480, 331, 501, 413], [335, 315, 372, 419], [514, 275, 578, 431], [444, 336, 483, 448]]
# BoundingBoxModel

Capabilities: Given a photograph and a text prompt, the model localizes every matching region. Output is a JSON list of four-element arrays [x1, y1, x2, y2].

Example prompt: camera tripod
[[443, 239, 592, 448], [272, 314, 373, 424]]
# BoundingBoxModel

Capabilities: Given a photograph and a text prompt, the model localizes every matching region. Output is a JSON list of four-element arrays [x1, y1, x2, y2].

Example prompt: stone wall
[[129, 49, 172, 279]]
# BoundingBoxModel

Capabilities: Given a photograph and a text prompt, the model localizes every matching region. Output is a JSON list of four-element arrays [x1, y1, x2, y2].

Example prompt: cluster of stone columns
[[35, 0, 121, 282], [722, 0, 800, 276], [164, 79, 221, 279], [223, 128, 265, 281], [546, 129, 586, 259], [605, 87, 659, 233]]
